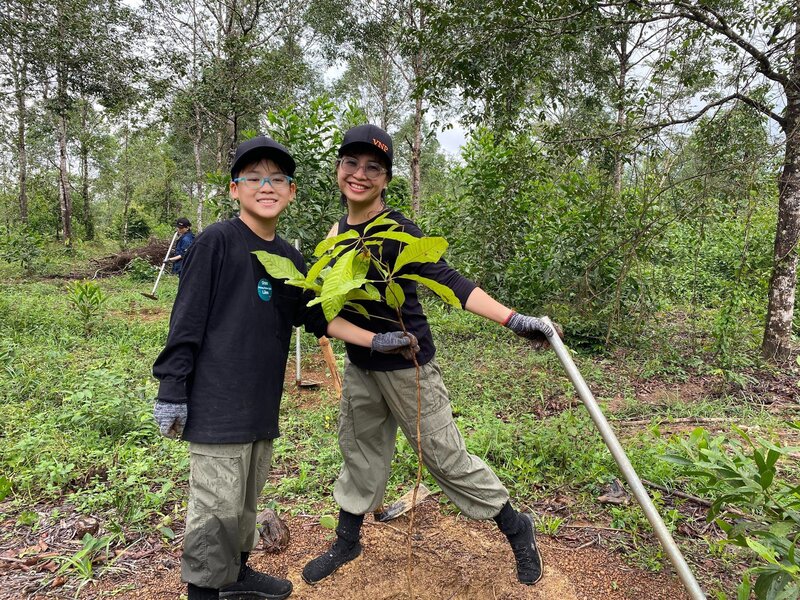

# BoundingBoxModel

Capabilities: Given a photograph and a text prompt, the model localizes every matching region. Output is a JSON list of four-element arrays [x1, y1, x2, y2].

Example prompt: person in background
[[168, 217, 195, 276]]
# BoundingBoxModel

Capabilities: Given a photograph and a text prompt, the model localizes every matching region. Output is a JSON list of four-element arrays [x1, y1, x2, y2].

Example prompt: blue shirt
[[171, 231, 195, 274]]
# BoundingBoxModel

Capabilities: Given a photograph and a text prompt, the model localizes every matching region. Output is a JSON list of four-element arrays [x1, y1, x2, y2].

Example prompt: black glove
[[371, 331, 420, 361], [504, 312, 562, 350], [153, 400, 188, 438]]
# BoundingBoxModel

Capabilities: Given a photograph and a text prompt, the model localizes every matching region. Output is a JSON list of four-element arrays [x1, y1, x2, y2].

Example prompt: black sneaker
[[509, 513, 543, 585], [301, 538, 362, 584], [218, 565, 292, 599]]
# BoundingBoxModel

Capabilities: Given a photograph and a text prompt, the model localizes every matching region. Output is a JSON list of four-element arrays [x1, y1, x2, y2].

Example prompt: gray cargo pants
[[333, 359, 509, 520], [181, 440, 273, 589]]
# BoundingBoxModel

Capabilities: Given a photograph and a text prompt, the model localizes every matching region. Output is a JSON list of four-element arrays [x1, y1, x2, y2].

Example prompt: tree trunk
[[410, 95, 422, 215], [80, 101, 94, 240], [16, 86, 28, 223], [9, 0, 29, 223], [409, 7, 425, 215], [613, 32, 628, 197], [58, 111, 73, 244], [121, 123, 131, 246], [762, 89, 800, 362], [194, 106, 205, 231]]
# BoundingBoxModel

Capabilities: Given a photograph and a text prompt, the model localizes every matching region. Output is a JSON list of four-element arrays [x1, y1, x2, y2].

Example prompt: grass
[[1, 263, 796, 598]]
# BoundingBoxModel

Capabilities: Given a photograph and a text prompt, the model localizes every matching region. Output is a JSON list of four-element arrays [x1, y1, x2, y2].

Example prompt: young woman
[[301, 124, 558, 588]]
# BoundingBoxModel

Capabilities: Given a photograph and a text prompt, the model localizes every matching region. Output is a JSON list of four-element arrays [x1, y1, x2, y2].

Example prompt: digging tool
[[318, 336, 343, 395], [295, 239, 321, 389], [142, 230, 179, 300], [541, 317, 706, 600], [373, 483, 431, 522]]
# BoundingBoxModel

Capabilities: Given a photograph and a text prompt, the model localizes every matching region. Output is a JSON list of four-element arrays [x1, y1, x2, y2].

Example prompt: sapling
[[254, 213, 462, 596]]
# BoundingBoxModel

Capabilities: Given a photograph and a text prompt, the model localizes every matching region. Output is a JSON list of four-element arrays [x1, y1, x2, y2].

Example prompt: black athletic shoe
[[509, 513, 543, 585], [301, 538, 362, 584], [218, 565, 292, 599]]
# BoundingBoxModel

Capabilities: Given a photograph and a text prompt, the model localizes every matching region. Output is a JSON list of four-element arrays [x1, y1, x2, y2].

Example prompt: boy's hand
[[504, 312, 562, 350], [371, 332, 420, 360], [153, 400, 188, 438]]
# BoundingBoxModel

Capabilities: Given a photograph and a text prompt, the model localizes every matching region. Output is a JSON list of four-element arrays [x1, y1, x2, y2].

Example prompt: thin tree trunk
[[121, 122, 131, 246], [410, 95, 422, 215], [58, 112, 73, 243], [194, 109, 205, 231], [80, 101, 94, 240], [16, 86, 28, 223], [409, 8, 424, 215], [9, 1, 29, 223], [613, 33, 628, 196]]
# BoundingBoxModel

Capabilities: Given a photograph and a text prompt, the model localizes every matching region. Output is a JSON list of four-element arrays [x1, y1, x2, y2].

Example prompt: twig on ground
[[641, 479, 750, 519]]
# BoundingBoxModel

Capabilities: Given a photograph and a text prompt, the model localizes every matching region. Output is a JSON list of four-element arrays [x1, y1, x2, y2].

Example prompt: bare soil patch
[[6, 500, 690, 600]]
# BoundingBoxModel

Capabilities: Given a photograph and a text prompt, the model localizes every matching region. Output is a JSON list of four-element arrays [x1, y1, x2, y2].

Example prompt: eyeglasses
[[337, 157, 387, 179], [233, 174, 294, 190]]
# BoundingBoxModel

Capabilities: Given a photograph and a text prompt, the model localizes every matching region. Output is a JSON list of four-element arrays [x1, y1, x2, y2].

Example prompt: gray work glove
[[153, 400, 188, 438], [504, 312, 562, 350], [371, 331, 420, 361]]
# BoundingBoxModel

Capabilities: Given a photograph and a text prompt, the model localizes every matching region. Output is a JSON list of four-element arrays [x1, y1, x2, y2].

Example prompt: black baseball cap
[[175, 217, 191, 227], [230, 136, 296, 178], [338, 124, 393, 177]]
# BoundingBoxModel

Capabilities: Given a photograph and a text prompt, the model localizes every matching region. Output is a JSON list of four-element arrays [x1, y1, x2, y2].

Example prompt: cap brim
[[231, 147, 296, 177]]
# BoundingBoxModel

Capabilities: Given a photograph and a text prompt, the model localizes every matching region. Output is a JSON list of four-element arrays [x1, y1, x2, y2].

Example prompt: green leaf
[[344, 301, 370, 319], [737, 573, 751, 600], [364, 212, 398, 232], [660, 454, 694, 466], [314, 230, 359, 257], [347, 288, 380, 302], [398, 274, 462, 308], [369, 230, 419, 245], [157, 526, 175, 540], [306, 253, 334, 285], [322, 294, 346, 322], [0, 476, 11, 501], [385, 282, 405, 310], [746, 538, 779, 565], [352, 252, 370, 280], [319, 515, 337, 530], [252, 251, 304, 281], [392, 237, 448, 273]]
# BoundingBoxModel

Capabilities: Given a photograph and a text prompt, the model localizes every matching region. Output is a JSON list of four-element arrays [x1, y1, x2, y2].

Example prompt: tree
[[625, 1, 798, 361], [0, 0, 37, 224], [27, 0, 142, 244]]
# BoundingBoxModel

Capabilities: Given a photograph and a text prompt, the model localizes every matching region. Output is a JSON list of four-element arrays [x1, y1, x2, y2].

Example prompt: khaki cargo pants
[[333, 359, 509, 520], [181, 440, 273, 589]]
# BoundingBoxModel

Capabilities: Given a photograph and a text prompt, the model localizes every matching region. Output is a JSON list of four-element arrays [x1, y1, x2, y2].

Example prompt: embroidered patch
[[257, 278, 273, 301]]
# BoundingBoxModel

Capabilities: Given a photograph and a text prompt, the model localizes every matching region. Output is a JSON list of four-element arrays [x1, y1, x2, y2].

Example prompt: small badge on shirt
[[257, 278, 273, 301]]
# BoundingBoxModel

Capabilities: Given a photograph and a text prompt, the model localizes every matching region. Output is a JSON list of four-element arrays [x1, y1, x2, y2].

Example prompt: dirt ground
[[6, 500, 689, 600], [5, 345, 794, 599]]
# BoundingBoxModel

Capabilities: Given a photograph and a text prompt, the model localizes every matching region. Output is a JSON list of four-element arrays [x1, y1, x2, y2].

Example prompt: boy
[[152, 135, 417, 600], [301, 125, 559, 588], [167, 217, 195, 276]]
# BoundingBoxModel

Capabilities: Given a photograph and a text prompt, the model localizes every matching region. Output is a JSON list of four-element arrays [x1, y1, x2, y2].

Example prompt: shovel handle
[[541, 317, 706, 600]]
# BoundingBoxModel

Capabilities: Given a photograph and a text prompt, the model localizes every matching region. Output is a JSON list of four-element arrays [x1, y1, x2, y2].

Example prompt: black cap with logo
[[175, 217, 191, 228], [230, 136, 296, 178], [338, 124, 393, 178]]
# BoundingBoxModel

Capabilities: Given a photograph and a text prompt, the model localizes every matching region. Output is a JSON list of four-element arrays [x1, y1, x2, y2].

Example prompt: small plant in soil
[[254, 213, 462, 597]]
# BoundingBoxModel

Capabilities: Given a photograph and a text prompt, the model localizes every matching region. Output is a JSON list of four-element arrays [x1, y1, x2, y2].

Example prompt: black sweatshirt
[[337, 209, 477, 371], [152, 218, 328, 443]]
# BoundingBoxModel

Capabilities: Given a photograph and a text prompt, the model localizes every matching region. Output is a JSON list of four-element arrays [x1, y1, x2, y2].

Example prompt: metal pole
[[542, 317, 706, 600], [295, 239, 302, 387], [148, 230, 179, 298]]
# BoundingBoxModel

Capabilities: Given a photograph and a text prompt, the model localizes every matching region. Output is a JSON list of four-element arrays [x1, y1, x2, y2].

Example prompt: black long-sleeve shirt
[[152, 218, 327, 443], [337, 209, 477, 371]]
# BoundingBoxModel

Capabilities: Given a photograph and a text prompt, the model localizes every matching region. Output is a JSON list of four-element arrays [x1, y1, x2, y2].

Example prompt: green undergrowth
[[1, 273, 793, 598]]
